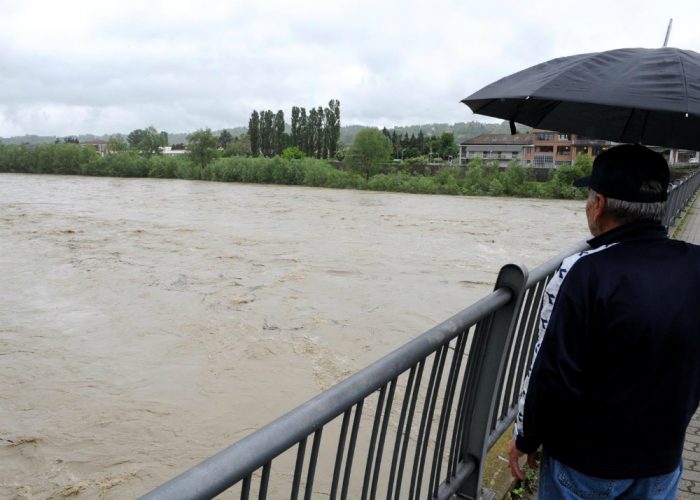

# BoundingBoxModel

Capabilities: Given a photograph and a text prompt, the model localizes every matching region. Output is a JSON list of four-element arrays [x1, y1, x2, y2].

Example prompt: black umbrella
[[462, 47, 700, 150]]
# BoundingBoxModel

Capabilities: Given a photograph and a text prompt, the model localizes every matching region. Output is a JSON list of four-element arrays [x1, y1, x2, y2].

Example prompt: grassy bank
[[0, 143, 590, 200]]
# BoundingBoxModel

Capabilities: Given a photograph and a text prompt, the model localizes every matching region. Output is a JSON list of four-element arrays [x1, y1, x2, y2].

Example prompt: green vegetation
[[0, 141, 590, 200], [126, 126, 168, 157], [382, 128, 460, 161], [187, 128, 218, 170], [345, 128, 393, 180], [248, 99, 341, 159], [507, 463, 538, 500]]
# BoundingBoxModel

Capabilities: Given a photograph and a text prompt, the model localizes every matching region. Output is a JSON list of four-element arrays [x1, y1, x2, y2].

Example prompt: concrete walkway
[[673, 198, 700, 499]]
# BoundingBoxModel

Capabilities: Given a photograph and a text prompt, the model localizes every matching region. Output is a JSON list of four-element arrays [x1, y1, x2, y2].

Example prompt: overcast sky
[[1, 0, 698, 137]]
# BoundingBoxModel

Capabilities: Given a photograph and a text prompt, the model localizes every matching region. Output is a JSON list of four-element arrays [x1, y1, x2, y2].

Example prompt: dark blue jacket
[[516, 222, 700, 478]]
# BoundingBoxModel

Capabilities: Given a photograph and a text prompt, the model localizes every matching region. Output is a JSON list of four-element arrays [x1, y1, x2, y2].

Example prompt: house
[[462, 129, 698, 169], [461, 130, 619, 168], [160, 146, 188, 156], [522, 131, 613, 167], [80, 140, 108, 156], [459, 133, 533, 167]]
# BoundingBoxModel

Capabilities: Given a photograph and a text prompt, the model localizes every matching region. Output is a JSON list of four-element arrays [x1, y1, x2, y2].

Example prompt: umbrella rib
[[619, 108, 650, 145], [677, 51, 690, 116], [619, 109, 635, 143]]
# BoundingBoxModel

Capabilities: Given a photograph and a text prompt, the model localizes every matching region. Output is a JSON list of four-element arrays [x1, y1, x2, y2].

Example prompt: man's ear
[[592, 193, 607, 224]]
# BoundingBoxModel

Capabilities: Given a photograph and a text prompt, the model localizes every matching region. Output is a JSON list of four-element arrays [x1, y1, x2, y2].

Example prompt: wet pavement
[[674, 197, 700, 499]]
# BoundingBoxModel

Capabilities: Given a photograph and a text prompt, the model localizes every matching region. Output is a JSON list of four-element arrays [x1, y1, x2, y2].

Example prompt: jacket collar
[[588, 221, 668, 248]]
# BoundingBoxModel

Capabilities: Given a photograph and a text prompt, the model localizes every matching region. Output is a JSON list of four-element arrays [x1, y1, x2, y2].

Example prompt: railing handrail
[[141, 291, 513, 499]]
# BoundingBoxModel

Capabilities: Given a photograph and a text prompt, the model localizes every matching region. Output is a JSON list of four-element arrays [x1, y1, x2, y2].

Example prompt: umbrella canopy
[[462, 47, 700, 150]]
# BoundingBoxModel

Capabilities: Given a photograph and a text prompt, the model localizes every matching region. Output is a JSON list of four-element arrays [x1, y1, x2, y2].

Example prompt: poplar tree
[[291, 106, 300, 147], [273, 110, 285, 155], [248, 111, 260, 156], [315, 106, 327, 158], [261, 110, 274, 156], [328, 99, 341, 158]]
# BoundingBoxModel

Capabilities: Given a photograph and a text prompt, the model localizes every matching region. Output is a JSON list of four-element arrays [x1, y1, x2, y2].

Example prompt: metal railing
[[142, 243, 587, 500], [142, 171, 700, 500], [664, 169, 700, 228]]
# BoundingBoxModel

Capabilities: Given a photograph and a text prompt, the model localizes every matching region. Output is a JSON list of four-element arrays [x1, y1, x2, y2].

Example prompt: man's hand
[[508, 438, 538, 480]]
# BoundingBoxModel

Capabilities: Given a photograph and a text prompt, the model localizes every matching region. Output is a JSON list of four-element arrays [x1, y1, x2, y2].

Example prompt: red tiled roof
[[461, 133, 533, 146]]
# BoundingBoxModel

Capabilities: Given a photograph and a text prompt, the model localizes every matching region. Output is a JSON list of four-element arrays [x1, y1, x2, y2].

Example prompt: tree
[[224, 134, 252, 157], [127, 129, 146, 149], [248, 111, 260, 156], [139, 126, 166, 157], [63, 136, 79, 144], [291, 106, 301, 147], [127, 127, 166, 156], [273, 110, 285, 155], [417, 130, 426, 154], [316, 106, 325, 158], [107, 135, 129, 154], [573, 152, 593, 176], [298, 108, 308, 155], [438, 132, 459, 160], [187, 128, 218, 169], [219, 129, 233, 149], [329, 99, 341, 158], [260, 110, 274, 157], [307, 107, 319, 157], [345, 128, 392, 180]]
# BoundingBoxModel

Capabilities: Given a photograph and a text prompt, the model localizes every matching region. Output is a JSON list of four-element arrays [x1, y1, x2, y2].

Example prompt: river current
[[0, 173, 587, 498]]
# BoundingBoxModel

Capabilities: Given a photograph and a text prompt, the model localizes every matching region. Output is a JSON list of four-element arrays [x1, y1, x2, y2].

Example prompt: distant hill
[[1, 122, 526, 146], [340, 121, 528, 145], [0, 128, 249, 146]]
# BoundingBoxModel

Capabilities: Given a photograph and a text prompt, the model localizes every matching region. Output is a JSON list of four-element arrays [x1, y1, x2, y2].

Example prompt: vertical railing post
[[456, 263, 528, 499]]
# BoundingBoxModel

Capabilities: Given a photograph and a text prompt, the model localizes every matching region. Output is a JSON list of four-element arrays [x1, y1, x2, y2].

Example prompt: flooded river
[[0, 173, 587, 498]]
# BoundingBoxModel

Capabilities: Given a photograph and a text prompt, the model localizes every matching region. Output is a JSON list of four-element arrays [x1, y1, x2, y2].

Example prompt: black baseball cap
[[573, 144, 669, 202]]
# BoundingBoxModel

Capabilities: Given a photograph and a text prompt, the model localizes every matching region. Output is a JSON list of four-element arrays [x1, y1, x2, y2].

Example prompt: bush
[[502, 161, 528, 196], [281, 146, 305, 160], [148, 156, 183, 178], [95, 153, 149, 177], [0, 142, 594, 202]]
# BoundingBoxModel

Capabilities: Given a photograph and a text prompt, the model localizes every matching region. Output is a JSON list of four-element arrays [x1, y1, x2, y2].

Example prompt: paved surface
[[673, 198, 700, 499]]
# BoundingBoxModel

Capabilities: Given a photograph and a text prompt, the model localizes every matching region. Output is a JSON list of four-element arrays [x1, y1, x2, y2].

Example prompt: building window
[[536, 146, 553, 153], [537, 132, 553, 141], [534, 155, 554, 167], [511, 152, 518, 158], [558, 134, 570, 140], [557, 146, 571, 156]]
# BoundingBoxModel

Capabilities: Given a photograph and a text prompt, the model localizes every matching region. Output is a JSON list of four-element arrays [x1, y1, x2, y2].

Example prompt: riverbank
[[0, 142, 593, 199]]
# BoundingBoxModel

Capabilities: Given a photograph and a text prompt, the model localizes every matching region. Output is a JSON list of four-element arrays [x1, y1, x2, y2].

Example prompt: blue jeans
[[538, 453, 682, 499]]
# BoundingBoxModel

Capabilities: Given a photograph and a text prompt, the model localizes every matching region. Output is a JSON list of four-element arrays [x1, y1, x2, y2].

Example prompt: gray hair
[[589, 188, 666, 224]]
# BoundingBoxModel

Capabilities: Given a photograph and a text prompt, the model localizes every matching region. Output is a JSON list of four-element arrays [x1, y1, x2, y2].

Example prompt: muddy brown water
[[0, 173, 587, 498]]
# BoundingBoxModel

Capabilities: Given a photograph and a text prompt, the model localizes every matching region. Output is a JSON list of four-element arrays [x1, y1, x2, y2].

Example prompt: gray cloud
[[1, 0, 699, 136]]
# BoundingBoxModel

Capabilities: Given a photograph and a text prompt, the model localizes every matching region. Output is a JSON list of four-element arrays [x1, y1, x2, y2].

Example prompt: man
[[508, 144, 700, 498]]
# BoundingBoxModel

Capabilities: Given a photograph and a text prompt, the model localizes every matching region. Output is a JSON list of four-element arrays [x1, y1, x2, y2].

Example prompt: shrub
[[148, 156, 183, 178]]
